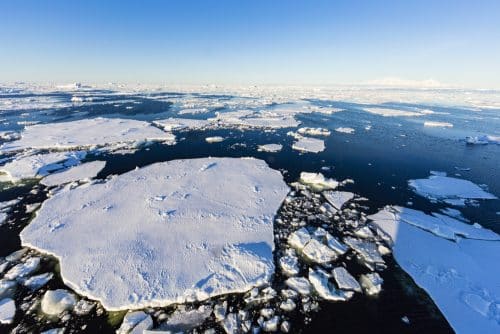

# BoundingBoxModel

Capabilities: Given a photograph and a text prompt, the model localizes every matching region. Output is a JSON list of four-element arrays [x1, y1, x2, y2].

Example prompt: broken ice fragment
[[301, 239, 337, 264], [360, 273, 383, 296], [332, 267, 361, 292], [308, 268, 353, 301], [285, 277, 312, 295], [0, 298, 16, 324], [41, 289, 77, 315], [299, 172, 338, 190]]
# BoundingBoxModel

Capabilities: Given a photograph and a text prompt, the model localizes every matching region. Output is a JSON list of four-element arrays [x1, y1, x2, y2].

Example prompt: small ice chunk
[[308, 268, 353, 301], [21, 272, 53, 290], [280, 299, 296, 312], [285, 277, 312, 295], [41, 289, 77, 315], [334, 127, 355, 134], [344, 237, 384, 268], [73, 299, 96, 316], [424, 121, 453, 128], [292, 137, 325, 153], [262, 315, 280, 332], [221, 313, 239, 334], [4, 257, 40, 280], [159, 305, 212, 332], [360, 273, 383, 295], [205, 136, 224, 143], [0, 298, 16, 325], [332, 267, 362, 292], [323, 191, 354, 210], [279, 254, 300, 276], [326, 233, 349, 255], [154, 118, 212, 131], [117, 311, 153, 334], [0, 280, 17, 299], [301, 239, 337, 264], [287, 227, 311, 251], [299, 172, 338, 190], [297, 127, 331, 136], [257, 144, 283, 153], [213, 301, 227, 322]]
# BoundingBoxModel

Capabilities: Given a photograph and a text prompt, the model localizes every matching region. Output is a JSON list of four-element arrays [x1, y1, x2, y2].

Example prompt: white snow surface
[[297, 127, 331, 136], [21, 157, 289, 310], [153, 118, 212, 131], [292, 137, 325, 153], [0, 298, 15, 324], [0, 151, 86, 182], [0, 118, 175, 153], [41, 161, 106, 187], [323, 191, 354, 210], [257, 144, 283, 153], [211, 109, 299, 129], [369, 206, 500, 334], [409, 174, 497, 203]]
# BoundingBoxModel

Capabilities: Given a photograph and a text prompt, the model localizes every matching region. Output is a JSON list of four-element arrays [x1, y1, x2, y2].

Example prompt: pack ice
[[369, 206, 500, 333], [0, 117, 175, 153], [20, 157, 289, 310]]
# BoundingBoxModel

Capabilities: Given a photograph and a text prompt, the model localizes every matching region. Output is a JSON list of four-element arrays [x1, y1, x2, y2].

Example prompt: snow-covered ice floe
[[323, 191, 354, 210], [292, 137, 325, 153], [362, 107, 426, 117], [20, 157, 289, 310], [0, 151, 86, 183], [210, 109, 299, 129], [334, 127, 355, 134], [297, 127, 331, 137], [257, 144, 283, 153], [205, 136, 224, 143], [409, 173, 497, 205], [299, 172, 338, 190], [465, 135, 500, 145], [153, 118, 212, 131], [40, 161, 106, 187], [369, 206, 500, 333], [0, 117, 175, 153], [423, 121, 453, 128]]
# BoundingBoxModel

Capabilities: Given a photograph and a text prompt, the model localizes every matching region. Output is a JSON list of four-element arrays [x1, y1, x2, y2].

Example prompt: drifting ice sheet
[[153, 118, 212, 131], [21, 157, 289, 310], [292, 137, 325, 153], [0, 118, 175, 152], [369, 206, 500, 334]]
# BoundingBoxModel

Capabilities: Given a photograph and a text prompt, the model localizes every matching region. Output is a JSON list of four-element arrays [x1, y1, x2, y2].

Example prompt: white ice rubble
[[423, 121, 453, 128], [299, 172, 338, 190], [0, 298, 16, 324], [369, 206, 500, 333], [210, 109, 299, 129], [257, 144, 283, 153], [0, 151, 86, 183], [41, 161, 106, 187], [20, 158, 289, 310], [0, 118, 175, 153], [41, 289, 77, 316], [409, 173, 497, 205], [153, 118, 212, 131], [205, 136, 224, 143], [323, 191, 354, 210], [362, 107, 426, 117], [297, 127, 330, 137], [292, 137, 325, 153], [334, 127, 355, 134], [465, 135, 500, 145]]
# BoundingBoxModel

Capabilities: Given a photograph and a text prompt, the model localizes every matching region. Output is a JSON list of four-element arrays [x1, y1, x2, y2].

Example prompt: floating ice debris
[[0, 131, 20, 141], [409, 174, 497, 204], [21, 272, 53, 290], [0, 280, 16, 299], [285, 277, 312, 296], [222, 312, 239, 334], [334, 127, 355, 134], [153, 118, 212, 131], [262, 315, 280, 331], [73, 299, 95, 316], [0, 118, 175, 153], [0, 151, 86, 182], [280, 299, 296, 312], [362, 108, 424, 117], [308, 268, 353, 301], [299, 172, 338, 190], [359, 273, 383, 295], [178, 107, 209, 115], [211, 109, 299, 129], [424, 121, 453, 127], [41, 161, 106, 187], [344, 237, 384, 270], [117, 311, 153, 334], [257, 144, 283, 153], [292, 137, 325, 153], [158, 305, 212, 332], [325, 234, 349, 255], [0, 298, 15, 324], [369, 206, 500, 333], [301, 239, 337, 264], [279, 254, 300, 276], [287, 227, 311, 251], [332, 267, 362, 292], [205, 136, 224, 143], [297, 127, 331, 136], [465, 134, 500, 145], [213, 301, 227, 322], [4, 257, 40, 280], [21, 158, 289, 310], [323, 191, 354, 210], [41, 289, 77, 315]]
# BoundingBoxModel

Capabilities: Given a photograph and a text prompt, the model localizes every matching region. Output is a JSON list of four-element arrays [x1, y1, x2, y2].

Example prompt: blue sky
[[1, 0, 499, 88]]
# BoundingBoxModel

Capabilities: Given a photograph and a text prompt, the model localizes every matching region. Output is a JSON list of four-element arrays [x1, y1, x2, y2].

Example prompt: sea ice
[[153, 118, 212, 131], [158, 305, 212, 332], [117, 311, 153, 334], [465, 135, 500, 145], [369, 206, 500, 333], [41, 161, 106, 187], [257, 144, 283, 153], [211, 110, 299, 129], [334, 127, 355, 134], [299, 172, 338, 190], [409, 174, 497, 204], [332, 267, 361, 292], [0, 298, 15, 324], [287, 228, 311, 251], [362, 108, 425, 117], [301, 239, 338, 264], [0, 151, 86, 183], [21, 158, 289, 310], [292, 137, 325, 153], [4, 257, 40, 280], [0, 118, 175, 153], [285, 277, 312, 296], [205, 136, 224, 143], [359, 273, 383, 296], [41, 289, 77, 315], [308, 268, 352, 301], [424, 121, 453, 128], [323, 191, 354, 210], [21, 272, 53, 290], [297, 127, 331, 136]]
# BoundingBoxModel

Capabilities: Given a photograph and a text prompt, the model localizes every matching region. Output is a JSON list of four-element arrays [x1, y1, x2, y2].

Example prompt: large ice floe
[[20, 157, 289, 310], [292, 137, 325, 153], [153, 118, 212, 131], [369, 206, 500, 333], [409, 173, 497, 205], [0, 118, 175, 153], [210, 110, 299, 129], [40, 160, 106, 187]]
